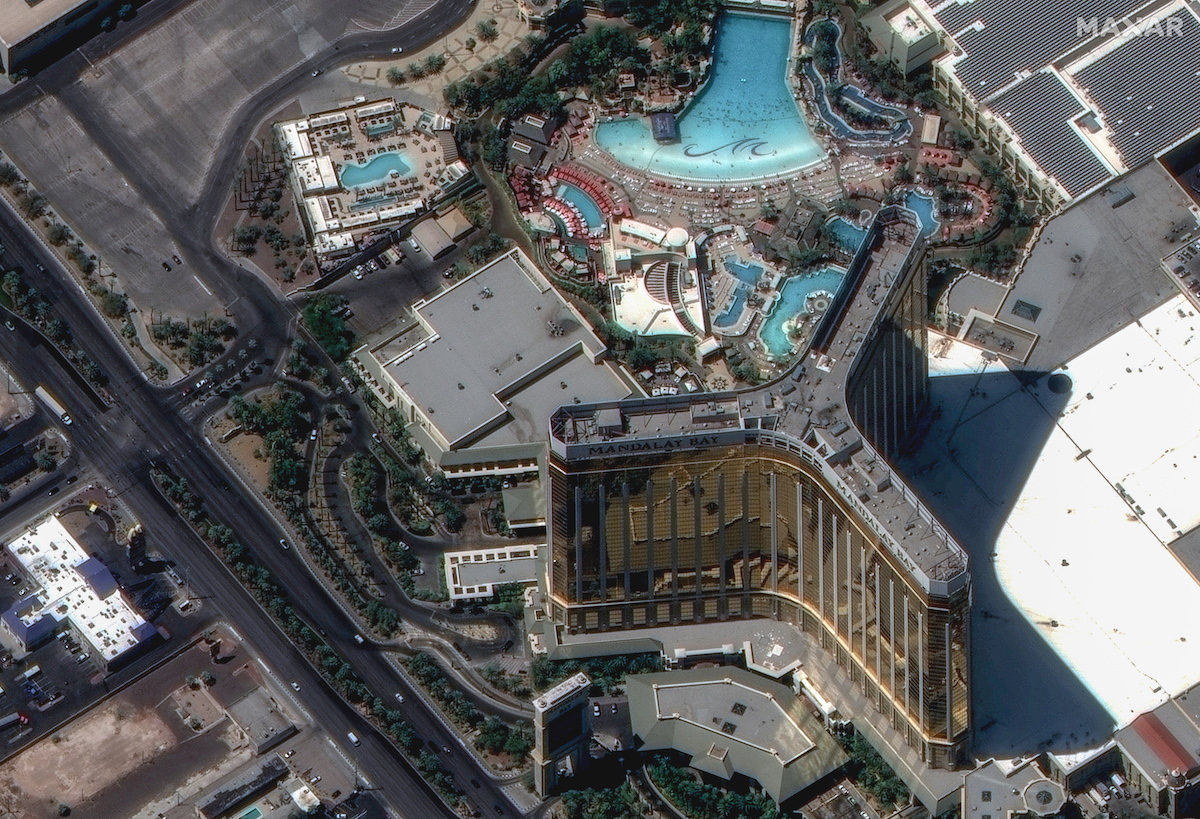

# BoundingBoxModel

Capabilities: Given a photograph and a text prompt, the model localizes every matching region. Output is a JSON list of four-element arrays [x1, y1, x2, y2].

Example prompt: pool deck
[[575, 138, 846, 230]]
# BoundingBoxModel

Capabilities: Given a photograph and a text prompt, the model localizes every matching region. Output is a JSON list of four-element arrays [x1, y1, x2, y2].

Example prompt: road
[[0, 197, 523, 819], [0, 0, 535, 815]]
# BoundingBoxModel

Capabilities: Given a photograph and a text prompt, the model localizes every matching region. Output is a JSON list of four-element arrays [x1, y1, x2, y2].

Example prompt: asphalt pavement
[[0, 0, 535, 814]]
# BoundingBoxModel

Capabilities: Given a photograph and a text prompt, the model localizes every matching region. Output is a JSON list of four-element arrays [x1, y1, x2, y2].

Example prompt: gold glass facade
[[548, 440, 969, 766]]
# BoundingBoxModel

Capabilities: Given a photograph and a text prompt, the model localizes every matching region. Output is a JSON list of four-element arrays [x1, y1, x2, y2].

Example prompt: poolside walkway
[[574, 137, 845, 231]]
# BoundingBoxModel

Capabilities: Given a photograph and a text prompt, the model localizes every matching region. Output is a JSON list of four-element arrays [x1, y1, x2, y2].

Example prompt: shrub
[[47, 223, 71, 246]]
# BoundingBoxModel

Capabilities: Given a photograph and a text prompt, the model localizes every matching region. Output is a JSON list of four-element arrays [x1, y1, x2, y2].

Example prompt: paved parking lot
[[325, 241, 469, 343], [0, 0, 456, 320], [0, 96, 214, 317]]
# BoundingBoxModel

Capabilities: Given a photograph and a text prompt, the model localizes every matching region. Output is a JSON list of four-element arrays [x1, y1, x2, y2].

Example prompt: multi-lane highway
[[0, 0, 536, 814]]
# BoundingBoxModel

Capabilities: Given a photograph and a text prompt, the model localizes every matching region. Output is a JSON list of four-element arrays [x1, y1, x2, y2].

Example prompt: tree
[[476, 19, 499, 41], [47, 223, 71, 246], [0, 484, 10, 502], [424, 53, 447, 74], [626, 344, 660, 371], [386, 66, 405, 85], [35, 451, 57, 472], [301, 295, 353, 361], [46, 319, 69, 343], [19, 191, 46, 219], [0, 163, 20, 187], [232, 224, 263, 253], [949, 128, 975, 152]]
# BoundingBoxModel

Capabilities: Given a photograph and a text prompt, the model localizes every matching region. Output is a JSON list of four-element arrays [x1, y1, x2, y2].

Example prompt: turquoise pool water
[[556, 182, 605, 230], [714, 256, 765, 328], [826, 217, 867, 251], [725, 256, 764, 286], [594, 12, 824, 181], [903, 192, 940, 237], [714, 289, 748, 328], [238, 808, 263, 819], [338, 152, 412, 189], [760, 267, 846, 357]]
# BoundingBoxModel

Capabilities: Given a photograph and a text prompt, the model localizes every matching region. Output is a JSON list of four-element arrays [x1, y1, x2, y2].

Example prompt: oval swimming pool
[[338, 152, 413, 189]]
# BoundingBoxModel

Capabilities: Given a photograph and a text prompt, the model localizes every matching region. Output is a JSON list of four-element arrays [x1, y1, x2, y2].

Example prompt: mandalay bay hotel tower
[[539, 207, 971, 779]]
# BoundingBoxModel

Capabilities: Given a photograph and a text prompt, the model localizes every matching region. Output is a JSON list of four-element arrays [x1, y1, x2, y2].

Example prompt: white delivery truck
[[34, 387, 71, 425]]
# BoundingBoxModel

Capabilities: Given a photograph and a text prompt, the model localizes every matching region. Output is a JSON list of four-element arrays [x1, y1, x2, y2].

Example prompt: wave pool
[[594, 12, 825, 182]]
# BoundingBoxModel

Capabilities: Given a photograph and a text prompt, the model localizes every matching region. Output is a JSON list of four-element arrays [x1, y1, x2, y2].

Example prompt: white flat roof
[[926, 295, 1200, 735], [7, 516, 151, 660], [443, 545, 541, 601]]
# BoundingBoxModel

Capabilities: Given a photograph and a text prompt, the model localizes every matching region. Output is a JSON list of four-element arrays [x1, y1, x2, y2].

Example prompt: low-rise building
[[0, 0, 123, 75], [351, 247, 641, 476], [2, 515, 159, 669], [276, 98, 462, 261], [628, 667, 848, 804], [444, 544, 541, 602], [863, 0, 1200, 210]]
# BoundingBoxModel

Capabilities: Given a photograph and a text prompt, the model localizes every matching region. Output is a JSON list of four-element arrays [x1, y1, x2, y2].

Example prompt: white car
[[291, 681, 301, 691], [391, 47, 403, 54], [395, 692, 405, 703]]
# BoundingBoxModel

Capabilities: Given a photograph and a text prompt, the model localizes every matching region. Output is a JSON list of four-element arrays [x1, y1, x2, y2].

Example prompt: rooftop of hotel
[[0, 0, 94, 49], [553, 208, 967, 586], [368, 249, 636, 450], [627, 667, 848, 804], [5, 515, 154, 660]]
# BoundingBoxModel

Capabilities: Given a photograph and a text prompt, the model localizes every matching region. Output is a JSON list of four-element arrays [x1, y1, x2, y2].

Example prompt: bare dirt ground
[[212, 418, 272, 490], [0, 700, 175, 818]]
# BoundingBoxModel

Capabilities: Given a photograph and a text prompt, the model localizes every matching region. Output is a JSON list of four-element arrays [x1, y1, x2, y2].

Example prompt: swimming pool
[[238, 808, 263, 819], [725, 255, 764, 286], [338, 151, 412, 189], [714, 289, 749, 328], [825, 217, 867, 252], [556, 182, 605, 230], [760, 267, 846, 357], [903, 191, 941, 237], [594, 12, 824, 181], [713, 256, 766, 328]]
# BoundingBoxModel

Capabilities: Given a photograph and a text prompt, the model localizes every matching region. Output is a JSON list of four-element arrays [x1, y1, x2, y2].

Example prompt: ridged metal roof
[[933, 0, 1149, 98], [1075, 10, 1200, 167], [992, 71, 1111, 196]]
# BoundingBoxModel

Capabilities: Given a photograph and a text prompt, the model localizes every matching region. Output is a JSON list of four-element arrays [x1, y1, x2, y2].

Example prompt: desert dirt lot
[[0, 700, 175, 818]]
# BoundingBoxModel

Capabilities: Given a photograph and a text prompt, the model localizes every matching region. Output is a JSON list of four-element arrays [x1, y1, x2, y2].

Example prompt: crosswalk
[[351, 0, 440, 32]]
